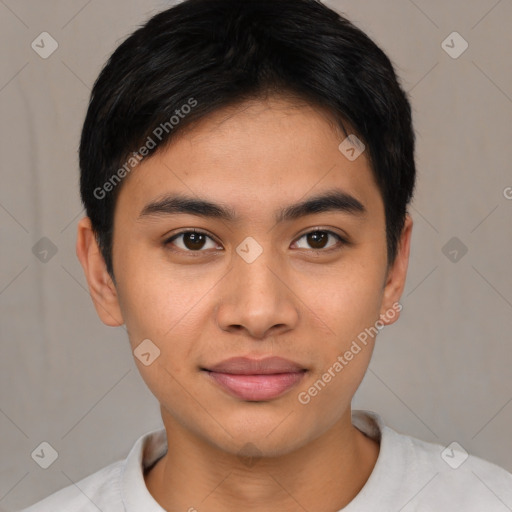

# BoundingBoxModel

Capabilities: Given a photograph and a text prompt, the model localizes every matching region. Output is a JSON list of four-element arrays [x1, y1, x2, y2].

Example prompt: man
[[20, 0, 512, 510]]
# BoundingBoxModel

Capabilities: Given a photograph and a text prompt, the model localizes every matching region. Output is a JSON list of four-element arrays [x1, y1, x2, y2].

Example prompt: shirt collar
[[120, 410, 391, 511], [121, 426, 168, 511]]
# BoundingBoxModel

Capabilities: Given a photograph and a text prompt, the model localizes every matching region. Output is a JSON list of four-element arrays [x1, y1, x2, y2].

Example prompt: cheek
[[116, 270, 205, 407], [293, 331, 375, 443], [295, 258, 385, 396], [299, 262, 384, 337], [116, 251, 205, 339], [115, 263, 216, 394]]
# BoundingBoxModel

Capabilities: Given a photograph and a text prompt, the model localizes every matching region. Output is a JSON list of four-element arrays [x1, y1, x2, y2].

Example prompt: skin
[[76, 96, 413, 511]]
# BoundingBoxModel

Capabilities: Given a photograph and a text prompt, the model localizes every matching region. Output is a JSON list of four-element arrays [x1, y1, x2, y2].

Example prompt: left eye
[[293, 230, 345, 251], [164, 229, 345, 252]]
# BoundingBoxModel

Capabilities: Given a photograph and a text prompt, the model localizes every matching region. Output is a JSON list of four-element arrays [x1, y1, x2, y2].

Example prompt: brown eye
[[306, 231, 329, 250], [293, 230, 346, 251], [164, 230, 219, 252]]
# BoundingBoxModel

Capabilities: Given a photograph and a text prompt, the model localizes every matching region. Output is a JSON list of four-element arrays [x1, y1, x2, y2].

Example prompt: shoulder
[[353, 410, 512, 510], [386, 423, 512, 509], [17, 427, 166, 512], [17, 460, 124, 512]]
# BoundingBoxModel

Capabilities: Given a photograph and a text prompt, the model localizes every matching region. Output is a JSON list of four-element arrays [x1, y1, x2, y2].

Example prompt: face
[[78, 96, 412, 458]]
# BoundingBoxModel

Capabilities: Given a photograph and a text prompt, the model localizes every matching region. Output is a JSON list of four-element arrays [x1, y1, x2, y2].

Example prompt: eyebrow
[[137, 189, 367, 224]]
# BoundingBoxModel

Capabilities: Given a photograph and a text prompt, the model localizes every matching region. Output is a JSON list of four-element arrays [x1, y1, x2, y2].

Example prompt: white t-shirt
[[18, 410, 512, 511]]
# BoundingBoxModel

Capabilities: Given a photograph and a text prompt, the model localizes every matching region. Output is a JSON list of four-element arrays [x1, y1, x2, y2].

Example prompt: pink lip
[[203, 356, 307, 401]]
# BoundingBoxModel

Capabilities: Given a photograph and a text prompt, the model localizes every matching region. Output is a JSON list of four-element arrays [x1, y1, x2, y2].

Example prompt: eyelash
[[163, 228, 348, 255]]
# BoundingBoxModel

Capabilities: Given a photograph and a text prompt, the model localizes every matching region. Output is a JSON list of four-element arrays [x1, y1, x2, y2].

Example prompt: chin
[[202, 411, 315, 457]]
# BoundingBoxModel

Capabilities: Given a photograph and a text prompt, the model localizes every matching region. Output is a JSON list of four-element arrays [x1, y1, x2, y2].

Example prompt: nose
[[215, 249, 300, 340]]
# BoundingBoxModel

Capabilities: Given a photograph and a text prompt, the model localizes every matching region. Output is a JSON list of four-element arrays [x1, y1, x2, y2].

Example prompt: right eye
[[163, 229, 222, 253]]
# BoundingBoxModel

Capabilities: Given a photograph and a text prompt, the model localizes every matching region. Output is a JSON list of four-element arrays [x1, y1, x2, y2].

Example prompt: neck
[[144, 408, 379, 512]]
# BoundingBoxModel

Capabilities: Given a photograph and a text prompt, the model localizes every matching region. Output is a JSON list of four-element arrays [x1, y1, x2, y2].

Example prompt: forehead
[[115, 97, 383, 224]]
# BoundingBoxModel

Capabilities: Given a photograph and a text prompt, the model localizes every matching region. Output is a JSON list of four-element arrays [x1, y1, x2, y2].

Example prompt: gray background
[[1, 0, 511, 510]]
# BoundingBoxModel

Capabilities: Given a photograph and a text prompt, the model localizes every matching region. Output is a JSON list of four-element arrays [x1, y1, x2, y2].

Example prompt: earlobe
[[75, 217, 124, 327], [379, 213, 413, 326]]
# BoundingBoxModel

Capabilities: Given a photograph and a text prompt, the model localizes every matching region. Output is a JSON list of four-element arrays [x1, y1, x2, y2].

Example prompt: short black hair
[[79, 0, 416, 279]]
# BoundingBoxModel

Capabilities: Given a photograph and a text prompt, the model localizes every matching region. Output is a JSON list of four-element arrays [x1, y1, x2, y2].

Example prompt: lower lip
[[204, 370, 306, 401]]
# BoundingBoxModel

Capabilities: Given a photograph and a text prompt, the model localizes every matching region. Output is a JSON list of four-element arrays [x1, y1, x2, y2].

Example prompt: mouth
[[201, 356, 308, 401]]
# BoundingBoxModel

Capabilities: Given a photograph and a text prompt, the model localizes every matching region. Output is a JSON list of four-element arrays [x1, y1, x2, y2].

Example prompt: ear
[[75, 217, 124, 327], [379, 213, 413, 326]]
